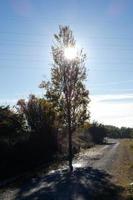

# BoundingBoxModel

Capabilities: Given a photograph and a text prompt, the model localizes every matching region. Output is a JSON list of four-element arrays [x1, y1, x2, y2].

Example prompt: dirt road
[[0, 139, 125, 200], [73, 139, 120, 171]]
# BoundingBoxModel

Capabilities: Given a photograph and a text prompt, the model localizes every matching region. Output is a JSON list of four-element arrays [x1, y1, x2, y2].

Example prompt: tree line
[[0, 102, 107, 180], [1, 100, 131, 180], [105, 125, 133, 138]]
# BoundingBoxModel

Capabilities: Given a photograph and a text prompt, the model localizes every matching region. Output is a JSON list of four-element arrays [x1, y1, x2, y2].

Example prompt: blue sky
[[1, 0, 133, 127]]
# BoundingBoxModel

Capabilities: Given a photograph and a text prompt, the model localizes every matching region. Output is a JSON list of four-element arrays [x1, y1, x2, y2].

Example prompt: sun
[[64, 46, 77, 60]]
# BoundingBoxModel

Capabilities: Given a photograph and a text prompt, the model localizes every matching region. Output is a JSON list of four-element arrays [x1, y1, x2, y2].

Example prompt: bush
[[84, 122, 107, 144]]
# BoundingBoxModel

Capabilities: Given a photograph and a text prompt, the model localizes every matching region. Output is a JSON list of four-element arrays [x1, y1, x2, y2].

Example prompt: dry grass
[[110, 139, 133, 199]]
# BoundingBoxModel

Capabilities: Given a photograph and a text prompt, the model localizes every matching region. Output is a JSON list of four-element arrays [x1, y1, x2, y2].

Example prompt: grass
[[111, 139, 133, 199]]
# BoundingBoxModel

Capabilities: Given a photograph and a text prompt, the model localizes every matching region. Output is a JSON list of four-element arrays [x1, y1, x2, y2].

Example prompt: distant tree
[[106, 125, 133, 138], [89, 122, 107, 144], [40, 26, 90, 171]]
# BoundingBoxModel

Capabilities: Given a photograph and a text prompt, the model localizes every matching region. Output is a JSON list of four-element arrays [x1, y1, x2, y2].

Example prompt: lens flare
[[64, 47, 77, 60]]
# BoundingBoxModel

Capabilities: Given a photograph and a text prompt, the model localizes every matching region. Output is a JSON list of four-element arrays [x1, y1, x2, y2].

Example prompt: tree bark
[[68, 103, 73, 172]]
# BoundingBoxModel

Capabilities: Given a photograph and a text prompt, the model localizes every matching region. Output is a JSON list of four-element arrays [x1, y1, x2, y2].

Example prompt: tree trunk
[[68, 104, 73, 172]]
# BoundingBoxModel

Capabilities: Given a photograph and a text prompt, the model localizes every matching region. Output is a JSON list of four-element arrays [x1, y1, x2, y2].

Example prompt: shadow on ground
[[15, 167, 124, 200]]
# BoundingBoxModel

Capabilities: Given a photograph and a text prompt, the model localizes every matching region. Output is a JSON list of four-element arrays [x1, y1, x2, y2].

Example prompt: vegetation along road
[[1, 139, 133, 200]]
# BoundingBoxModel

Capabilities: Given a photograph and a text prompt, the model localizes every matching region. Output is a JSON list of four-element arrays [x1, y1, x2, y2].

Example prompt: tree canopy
[[40, 26, 90, 171]]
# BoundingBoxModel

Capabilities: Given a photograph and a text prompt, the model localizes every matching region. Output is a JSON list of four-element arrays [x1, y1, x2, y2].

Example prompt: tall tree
[[40, 26, 90, 171]]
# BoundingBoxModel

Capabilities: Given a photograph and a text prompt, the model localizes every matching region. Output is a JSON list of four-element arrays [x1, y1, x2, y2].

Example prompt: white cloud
[[90, 94, 133, 128], [91, 93, 133, 102], [90, 80, 133, 87]]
